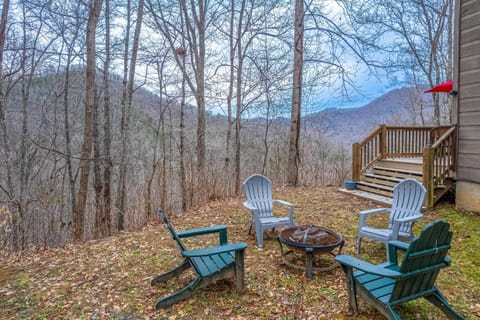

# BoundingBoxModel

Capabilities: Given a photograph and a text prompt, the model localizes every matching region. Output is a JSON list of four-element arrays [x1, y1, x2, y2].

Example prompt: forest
[[0, 0, 453, 250]]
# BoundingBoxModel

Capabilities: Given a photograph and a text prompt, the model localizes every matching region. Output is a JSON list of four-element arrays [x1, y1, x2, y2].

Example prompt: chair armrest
[[272, 200, 294, 220], [177, 225, 227, 237], [182, 242, 248, 257], [387, 240, 409, 264], [335, 254, 401, 278], [391, 214, 423, 238], [388, 240, 409, 251], [359, 208, 390, 216], [177, 225, 228, 245], [272, 199, 293, 207], [359, 208, 390, 227]]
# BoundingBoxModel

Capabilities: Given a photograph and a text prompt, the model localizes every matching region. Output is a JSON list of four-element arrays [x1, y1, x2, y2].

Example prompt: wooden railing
[[352, 125, 432, 181], [423, 126, 457, 207], [352, 125, 457, 207]]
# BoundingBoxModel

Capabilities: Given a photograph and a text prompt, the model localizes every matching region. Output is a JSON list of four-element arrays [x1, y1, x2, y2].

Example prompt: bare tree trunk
[[73, 0, 103, 241], [224, 0, 235, 192], [93, 90, 106, 237], [234, 0, 246, 196], [63, 45, 77, 228], [178, 49, 188, 211], [178, 0, 207, 203], [116, 0, 144, 230], [145, 55, 168, 218], [102, 0, 113, 234], [0, 0, 13, 204], [0, 0, 9, 127], [17, 3, 31, 249], [262, 94, 272, 176], [116, 0, 132, 231], [287, 0, 304, 186]]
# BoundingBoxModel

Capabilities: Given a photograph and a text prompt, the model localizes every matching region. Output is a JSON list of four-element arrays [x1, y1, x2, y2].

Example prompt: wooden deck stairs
[[345, 125, 456, 208]]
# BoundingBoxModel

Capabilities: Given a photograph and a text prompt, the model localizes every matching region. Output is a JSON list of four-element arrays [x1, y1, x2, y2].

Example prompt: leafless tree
[[287, 0, 304, 186], [73, 0, 103, 241], [116, 0, 144, 231], [146, 0, 215, 204], [100, 0, 113, 236]]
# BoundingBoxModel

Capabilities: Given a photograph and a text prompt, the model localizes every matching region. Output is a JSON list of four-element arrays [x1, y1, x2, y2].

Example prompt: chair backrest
[[242, 174, 273, 218], [389, 179, 426, 234], [158, 210, 187, 252], [390, 220, 452, 302]]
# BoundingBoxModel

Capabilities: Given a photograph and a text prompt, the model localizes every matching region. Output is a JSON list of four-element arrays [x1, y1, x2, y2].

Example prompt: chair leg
[[425, 288, 466, 320], [357, 237, 362, 255], [151, 260, 191, 286], [234, 249, 246, 294], [154, 277, 201, 310], [342, 265, 359, 315], [256, 224, 264, 248]]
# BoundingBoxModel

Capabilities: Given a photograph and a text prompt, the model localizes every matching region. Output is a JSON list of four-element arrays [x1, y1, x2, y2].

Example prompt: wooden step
[[362, 174, 401, 188], [356, 181, 394, 198], [378, 159, 423, 172], [337, 188, 392, 206], [371, 166, 423, 181]]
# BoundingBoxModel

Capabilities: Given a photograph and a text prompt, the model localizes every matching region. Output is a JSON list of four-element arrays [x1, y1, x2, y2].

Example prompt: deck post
[[380, 124, 387, 157], [423, 145, 435, 208], [352, 143, 361, 181]]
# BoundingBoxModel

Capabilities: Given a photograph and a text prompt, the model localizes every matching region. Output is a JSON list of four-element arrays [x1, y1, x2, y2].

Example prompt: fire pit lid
[[279, 225, 343, 250]]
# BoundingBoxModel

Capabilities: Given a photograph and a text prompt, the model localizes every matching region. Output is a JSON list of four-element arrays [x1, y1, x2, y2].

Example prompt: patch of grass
[[15, 271, 30, 290]]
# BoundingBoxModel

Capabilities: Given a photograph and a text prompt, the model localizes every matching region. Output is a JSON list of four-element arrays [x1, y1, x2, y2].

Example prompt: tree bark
[[287, 0, 304, 186], [179, 51, 188, 211], [0, 0, 12, 201], [73, 0, 103, 242], [234, 0, 246, 195], [116, 0, 144, 230], [102, 0, 113, 235]]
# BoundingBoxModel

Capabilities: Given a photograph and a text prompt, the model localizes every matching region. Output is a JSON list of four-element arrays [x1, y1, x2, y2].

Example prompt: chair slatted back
[[390, 220, 452, 302], [389, 179, 426, 234], [243, 174, 274, 218], [159, 210, 187, 252]]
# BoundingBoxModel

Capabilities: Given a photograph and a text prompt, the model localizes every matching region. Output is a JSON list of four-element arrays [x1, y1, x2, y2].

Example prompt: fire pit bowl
[[277, 225, 344, 279]]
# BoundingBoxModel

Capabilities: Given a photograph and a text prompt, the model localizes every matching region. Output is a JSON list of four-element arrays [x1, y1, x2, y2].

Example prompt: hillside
[[304, 87, 434, 144]]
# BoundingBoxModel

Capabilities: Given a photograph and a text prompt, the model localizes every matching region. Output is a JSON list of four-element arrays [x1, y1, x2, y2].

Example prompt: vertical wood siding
[[454, 0, 480, 183]]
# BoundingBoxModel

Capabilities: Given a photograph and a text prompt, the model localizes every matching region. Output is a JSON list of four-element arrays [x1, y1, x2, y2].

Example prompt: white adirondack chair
[[242, 174, 295, 248], [357, 178, 426, 256]]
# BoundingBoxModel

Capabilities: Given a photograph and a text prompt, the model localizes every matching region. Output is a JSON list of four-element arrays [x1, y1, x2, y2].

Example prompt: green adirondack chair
[[335, 220, 465, 320], [151, 210, 248, 310]]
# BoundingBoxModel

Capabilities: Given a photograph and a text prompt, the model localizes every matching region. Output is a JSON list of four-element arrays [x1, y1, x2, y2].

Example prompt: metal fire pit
[[277, 225, 344, 279]]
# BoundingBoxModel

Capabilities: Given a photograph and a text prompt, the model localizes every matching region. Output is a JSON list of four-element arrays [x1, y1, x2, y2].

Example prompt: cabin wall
[[453, 0, 480, 212]]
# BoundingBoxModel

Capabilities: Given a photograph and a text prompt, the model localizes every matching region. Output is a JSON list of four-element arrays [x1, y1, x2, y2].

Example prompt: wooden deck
[[351, 125, 456, 207]]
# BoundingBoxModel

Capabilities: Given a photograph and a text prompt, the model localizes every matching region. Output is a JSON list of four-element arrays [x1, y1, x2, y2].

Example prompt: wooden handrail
[[423, 125, 456, 207], [352, 125, 435, 180], [352, 125, 384, 181], [352, 124, 456, 208]]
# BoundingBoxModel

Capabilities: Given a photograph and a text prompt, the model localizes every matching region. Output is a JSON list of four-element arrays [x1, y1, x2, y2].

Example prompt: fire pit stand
[[277, 225, 344, 279]]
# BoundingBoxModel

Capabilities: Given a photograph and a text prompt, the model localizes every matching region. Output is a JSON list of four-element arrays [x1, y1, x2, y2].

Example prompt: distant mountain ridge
[[303, 86, 434, 144]]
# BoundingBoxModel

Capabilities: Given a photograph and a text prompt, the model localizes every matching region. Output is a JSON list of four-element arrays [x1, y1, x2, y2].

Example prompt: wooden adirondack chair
[[151, 210, 248, 310], [357, 178, 426, 256], [336, 220, 465, 320], [242, 174, 295, 248]]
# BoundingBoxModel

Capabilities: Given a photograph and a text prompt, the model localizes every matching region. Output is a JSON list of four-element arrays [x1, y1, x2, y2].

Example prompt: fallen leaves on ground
[[0, 187, 478, 320]]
